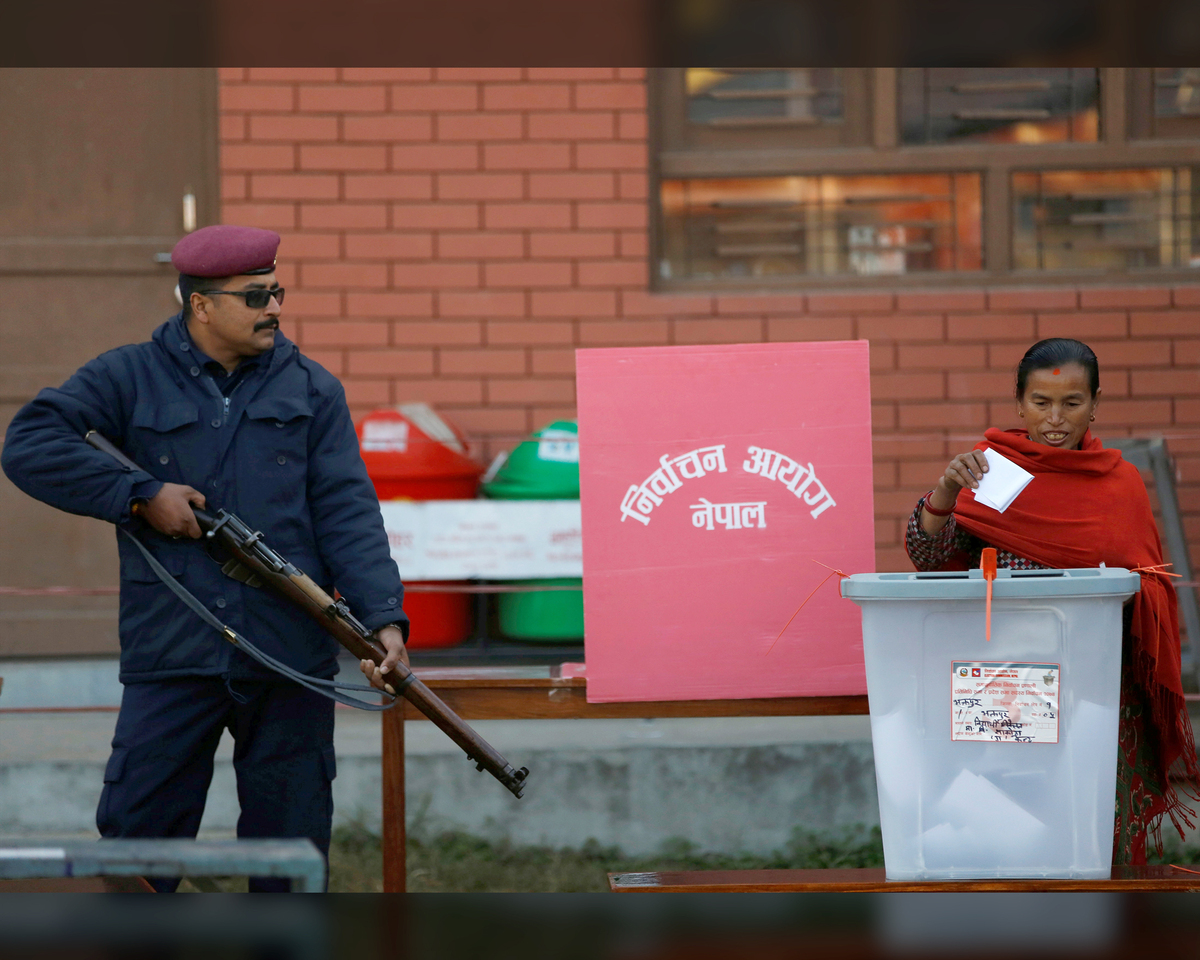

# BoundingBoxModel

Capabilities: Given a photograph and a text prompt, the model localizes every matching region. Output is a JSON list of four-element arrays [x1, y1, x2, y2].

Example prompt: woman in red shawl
[[906, 337, 1198, 864]]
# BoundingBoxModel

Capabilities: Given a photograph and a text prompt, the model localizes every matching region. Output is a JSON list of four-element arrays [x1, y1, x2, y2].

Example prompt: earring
[[1090, 415, 1095, 421]]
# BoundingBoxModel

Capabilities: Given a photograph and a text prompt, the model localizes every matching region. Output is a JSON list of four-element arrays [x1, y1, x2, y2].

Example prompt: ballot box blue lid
[[841, 566, 1141, 601]]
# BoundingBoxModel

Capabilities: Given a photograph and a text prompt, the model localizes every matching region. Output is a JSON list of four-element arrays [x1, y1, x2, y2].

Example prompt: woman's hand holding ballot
[[920, 450, 990, 536]]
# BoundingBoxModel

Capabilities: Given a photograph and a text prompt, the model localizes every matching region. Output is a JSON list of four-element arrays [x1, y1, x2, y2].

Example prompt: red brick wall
[[217, 68, 1200, 572]]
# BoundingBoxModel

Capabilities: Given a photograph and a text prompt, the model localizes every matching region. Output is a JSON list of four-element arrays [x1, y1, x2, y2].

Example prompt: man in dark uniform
[[2, 225, 408, 891]]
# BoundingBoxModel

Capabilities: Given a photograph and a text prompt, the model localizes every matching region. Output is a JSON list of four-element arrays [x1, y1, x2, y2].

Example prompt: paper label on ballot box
[[951, 662, 1060, 744]]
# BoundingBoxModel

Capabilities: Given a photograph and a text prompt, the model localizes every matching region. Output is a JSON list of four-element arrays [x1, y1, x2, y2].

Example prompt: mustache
[[254, 319, 280, 332]]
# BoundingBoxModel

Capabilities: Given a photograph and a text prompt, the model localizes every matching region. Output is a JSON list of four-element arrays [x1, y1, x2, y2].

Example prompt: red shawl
[[952, 428, 1199, 832]]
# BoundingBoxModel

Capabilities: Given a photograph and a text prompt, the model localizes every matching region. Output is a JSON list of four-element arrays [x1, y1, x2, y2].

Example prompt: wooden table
[[607, 864, 1200, 892], [381, 669, 869, 892]]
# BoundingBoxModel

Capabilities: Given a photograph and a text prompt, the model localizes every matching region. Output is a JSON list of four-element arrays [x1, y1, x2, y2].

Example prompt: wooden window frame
[[658, 69, 872, 152], [1128, 68, 1200, 140], [650, 67, 1200, 291]]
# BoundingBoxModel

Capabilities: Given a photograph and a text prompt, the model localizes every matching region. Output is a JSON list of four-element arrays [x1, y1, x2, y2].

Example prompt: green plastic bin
[[482, 420, 579, 500], [495, 578, 585, 640], [483, 421, 582, 641]]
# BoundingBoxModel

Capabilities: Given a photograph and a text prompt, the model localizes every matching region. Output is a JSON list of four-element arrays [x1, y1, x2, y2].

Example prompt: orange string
[[767, 560, 849, 655], [1134, 564, 1179, 654], [1170, 863, 1200, 876], [1132, 563, 1182, 577]]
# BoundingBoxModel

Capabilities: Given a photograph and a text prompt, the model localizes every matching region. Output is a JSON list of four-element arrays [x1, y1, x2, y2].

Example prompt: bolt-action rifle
[[86, 430, 528, 799]]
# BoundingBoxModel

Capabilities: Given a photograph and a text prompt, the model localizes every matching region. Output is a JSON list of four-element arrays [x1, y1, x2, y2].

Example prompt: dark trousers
[[97, 678, 336, 892]]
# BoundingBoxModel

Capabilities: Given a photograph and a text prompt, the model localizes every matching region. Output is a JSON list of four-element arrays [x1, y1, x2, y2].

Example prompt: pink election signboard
[[576, 341, 875, 703]]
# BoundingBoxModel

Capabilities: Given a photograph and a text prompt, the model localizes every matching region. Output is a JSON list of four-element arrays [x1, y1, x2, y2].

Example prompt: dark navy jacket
[[2, 314, 407, 684]]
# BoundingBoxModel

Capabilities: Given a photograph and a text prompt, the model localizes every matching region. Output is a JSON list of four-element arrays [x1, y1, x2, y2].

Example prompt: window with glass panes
[[652, 68, 1200, 288]]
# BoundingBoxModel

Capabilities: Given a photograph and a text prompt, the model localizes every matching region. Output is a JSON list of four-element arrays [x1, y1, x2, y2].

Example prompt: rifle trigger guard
[[220, 558, 263, 589]]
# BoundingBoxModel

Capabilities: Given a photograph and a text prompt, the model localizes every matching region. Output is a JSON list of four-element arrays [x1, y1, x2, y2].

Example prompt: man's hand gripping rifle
[[86, 430, 529, 799]]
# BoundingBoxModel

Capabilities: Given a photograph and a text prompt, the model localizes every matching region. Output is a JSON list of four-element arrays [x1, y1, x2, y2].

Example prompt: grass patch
[[1148, 838, 1200, 867], [326, 822, 884, 893], [185, 823, 1200, 892]]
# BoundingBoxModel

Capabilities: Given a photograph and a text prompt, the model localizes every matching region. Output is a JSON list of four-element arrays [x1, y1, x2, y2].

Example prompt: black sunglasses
[[200, 287, 285, 309]]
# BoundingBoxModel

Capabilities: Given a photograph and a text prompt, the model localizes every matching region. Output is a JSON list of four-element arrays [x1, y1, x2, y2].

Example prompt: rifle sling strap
[[120, 528, 399, 712]]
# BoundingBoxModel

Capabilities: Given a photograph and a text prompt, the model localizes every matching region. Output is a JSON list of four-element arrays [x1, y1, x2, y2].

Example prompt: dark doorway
[[0, 68, 219, 656]]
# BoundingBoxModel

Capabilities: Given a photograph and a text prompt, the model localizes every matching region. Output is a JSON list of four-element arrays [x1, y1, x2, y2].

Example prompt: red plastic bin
[[357, 405, 482, 649]]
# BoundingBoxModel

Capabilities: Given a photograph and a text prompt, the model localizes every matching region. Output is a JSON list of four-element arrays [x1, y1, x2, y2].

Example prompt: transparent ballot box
[[841, 567, 1140, 880]]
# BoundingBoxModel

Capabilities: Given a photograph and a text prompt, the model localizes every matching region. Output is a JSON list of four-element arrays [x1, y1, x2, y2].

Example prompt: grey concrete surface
[[0, 653, 369, 709], [0, 704, 878, 855], [0, 657, 124, 709]]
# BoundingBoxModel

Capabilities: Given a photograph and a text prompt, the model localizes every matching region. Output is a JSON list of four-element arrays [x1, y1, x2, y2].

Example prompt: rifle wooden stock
[[85, 430, 528, 798]]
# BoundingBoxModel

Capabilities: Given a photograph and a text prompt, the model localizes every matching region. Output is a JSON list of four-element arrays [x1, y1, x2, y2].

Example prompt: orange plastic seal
[[981, 547, 997, 642]]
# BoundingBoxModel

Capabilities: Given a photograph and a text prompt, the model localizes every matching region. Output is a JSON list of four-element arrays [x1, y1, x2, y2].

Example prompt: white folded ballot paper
[[972, 447, 1034, 513]]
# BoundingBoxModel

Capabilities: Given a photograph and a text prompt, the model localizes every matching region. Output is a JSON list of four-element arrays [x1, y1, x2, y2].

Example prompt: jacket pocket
[[131, 400, 199, 434], [245, 396, 314, 479], [246, 396, 313, 426]]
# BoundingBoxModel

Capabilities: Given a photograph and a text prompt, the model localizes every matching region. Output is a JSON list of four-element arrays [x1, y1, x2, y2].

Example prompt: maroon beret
[[171, 225, 280, 278]]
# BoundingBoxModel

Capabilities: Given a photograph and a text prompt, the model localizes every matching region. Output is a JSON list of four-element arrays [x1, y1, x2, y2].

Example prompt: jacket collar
[[154, 312, 295, 375]]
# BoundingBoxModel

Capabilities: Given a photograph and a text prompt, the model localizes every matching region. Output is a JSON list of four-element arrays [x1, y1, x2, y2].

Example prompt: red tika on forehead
[[1053, 368, 1061, 374]]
